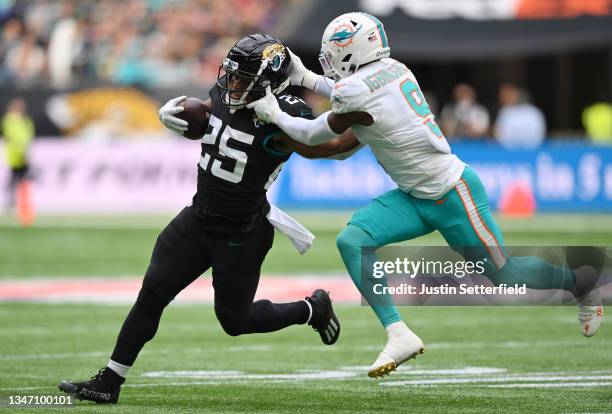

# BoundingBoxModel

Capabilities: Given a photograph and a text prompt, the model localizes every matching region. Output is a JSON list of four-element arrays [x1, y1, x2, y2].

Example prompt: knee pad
[[335, 229, 353, 253], [336, 224, 377, 259], [135, 287, 170, 315]]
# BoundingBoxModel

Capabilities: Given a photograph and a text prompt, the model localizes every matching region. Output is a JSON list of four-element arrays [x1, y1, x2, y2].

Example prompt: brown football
[[175, 97, 210, 140]]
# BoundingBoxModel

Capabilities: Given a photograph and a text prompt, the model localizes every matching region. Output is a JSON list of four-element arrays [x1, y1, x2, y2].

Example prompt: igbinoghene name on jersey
[[372, 283, 528, 296]]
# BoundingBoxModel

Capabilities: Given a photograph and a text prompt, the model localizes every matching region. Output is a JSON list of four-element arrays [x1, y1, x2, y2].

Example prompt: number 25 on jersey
[[200, 115, 254, 183]]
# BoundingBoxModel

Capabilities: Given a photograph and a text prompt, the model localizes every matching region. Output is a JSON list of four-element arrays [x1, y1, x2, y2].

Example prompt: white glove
[[288, 48, 334, 97], [158, 95, 188, 134], [246, 86, 282, 124], [288, 48, 318, 89]]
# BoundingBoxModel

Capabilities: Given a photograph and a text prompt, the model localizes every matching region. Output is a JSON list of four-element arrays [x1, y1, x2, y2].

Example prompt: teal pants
[[336, 167, 576, 327]]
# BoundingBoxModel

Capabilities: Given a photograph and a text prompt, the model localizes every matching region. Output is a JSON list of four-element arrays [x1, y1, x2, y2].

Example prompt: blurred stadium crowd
[[0, 0, 610, 144], [0, 0, 292, 88], [305, 81, 612, 147], [436, 83, 612, 145], [0, 0, 611, 220]]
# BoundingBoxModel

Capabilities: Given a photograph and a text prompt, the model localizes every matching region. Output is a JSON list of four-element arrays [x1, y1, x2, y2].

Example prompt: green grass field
[[1, 213, 611, 413], [2, 213, 612, 277]]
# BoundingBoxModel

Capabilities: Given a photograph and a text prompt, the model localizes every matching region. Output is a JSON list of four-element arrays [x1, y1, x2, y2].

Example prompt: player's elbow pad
[[277, 111, 336, 146]]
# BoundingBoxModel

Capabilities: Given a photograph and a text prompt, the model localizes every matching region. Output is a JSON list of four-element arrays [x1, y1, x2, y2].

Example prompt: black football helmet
[[216, 33, 292, 109]]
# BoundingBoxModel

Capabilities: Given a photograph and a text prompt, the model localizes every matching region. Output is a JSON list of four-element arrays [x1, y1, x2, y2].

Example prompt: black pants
[[110, 205, 309, 366], [6, 165, 28, 208]]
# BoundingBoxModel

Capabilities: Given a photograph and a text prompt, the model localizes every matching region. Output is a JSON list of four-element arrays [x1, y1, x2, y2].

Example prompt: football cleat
[[58, 367, 124, 404], [579, 301, 603, 337], [306, 289, 340, 345], [573, 265, 604, 337], [368, 323, 424, 378]]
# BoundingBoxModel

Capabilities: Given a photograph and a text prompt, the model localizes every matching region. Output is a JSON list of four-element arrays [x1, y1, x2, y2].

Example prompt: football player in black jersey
[[58, 34, 360, 404]]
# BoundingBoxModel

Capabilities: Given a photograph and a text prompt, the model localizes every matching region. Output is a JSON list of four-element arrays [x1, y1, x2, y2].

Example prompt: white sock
[[107, 359, 131, 378], [385, 321, 410, 337], [303, 299, 313, 324]]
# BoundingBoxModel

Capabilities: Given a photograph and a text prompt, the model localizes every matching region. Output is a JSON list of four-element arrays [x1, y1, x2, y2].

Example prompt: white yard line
[[486, 382, 612, 388], [4, 340, 612, 359], [3, 368, 612, 392], [381, 375, 612, 387]]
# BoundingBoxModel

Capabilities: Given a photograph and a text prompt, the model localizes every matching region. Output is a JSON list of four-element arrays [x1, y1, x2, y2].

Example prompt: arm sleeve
[[301, 70, 335, 98], [276, 110, 337, 146], [274, 81, 373, 146], [312, 75, 335, 98]]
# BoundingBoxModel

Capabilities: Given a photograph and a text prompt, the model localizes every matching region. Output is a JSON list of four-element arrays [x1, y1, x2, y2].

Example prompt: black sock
[[249, 299, 310, 332], [216, 300, 310, 336]]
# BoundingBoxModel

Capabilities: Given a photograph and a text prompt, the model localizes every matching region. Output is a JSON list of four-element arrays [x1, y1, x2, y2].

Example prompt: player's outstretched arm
[[247, 86, 372, 146], [288, 48, 335, 98], [272, 129, 362, 159]]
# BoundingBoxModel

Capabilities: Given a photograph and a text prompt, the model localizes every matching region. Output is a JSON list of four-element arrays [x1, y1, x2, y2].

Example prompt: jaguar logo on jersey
[[262, 44, 286, 72], [329, 22, 362, 48]]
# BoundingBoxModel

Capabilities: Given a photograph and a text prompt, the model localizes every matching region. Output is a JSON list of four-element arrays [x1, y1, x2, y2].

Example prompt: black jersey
[[193, 83, 313, 234]]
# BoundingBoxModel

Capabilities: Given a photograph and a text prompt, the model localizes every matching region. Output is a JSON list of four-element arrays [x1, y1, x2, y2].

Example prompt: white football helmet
[[319, 12, 390, 81]]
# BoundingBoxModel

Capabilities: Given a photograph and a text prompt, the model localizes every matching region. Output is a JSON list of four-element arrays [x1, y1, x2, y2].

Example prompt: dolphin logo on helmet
[[329, 23, 362, 48]]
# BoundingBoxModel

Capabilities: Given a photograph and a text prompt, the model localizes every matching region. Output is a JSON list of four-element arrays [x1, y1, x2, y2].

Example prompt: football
[[175, 97, 210, 139]]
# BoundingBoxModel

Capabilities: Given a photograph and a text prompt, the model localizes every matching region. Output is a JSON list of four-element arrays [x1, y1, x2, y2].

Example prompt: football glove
[[287, 48, 316, 89], [158, 96, 188, 134], [288, 48, 318, 89], [247, 86, 282, 124], [288, 48, 334, 97]]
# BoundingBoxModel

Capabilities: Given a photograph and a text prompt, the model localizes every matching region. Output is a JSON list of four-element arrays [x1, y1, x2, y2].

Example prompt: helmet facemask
[[217, 57, 270, 109], [216, 39, 292, 110], [319, 48, 362, 82], [319, 49, 339, 81]]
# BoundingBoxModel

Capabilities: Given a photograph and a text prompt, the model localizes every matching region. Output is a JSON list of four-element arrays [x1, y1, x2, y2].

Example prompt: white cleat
[[368, 322, 424, 378], [578, 289, 603, 337], [574, 265, 604, 337]]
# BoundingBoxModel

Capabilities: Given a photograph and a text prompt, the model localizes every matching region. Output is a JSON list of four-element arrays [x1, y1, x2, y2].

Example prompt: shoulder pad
[[330, 80, 369, 114]]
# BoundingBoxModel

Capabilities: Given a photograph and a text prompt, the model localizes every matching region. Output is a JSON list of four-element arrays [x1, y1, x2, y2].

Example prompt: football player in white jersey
[[247, 13, 604, 378]]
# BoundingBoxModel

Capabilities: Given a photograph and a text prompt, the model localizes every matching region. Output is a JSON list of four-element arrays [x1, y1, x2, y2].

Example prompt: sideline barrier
[[0, 140, 610, 213]]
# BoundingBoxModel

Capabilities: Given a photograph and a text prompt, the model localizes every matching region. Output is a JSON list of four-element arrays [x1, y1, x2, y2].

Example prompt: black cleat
[[306, 289, 340, 345], [58, 368, 124, 404]]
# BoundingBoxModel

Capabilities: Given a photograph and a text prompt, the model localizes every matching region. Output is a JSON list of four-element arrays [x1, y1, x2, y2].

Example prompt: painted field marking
[[1, 275, 610, 305], [486, 382, 612, 388], [137, 367, 612, 388], [4, 340, 612, 360], [2, 367, 612, 392], [381, 375, 612, 387], [0, 275, 360, 304]]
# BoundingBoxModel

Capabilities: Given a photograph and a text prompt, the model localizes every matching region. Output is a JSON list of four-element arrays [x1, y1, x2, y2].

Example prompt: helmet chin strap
[[235, 59, 270, 110]]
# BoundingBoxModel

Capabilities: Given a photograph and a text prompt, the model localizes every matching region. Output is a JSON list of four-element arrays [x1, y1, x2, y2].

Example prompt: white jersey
[[330, 58, 465, 199]]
